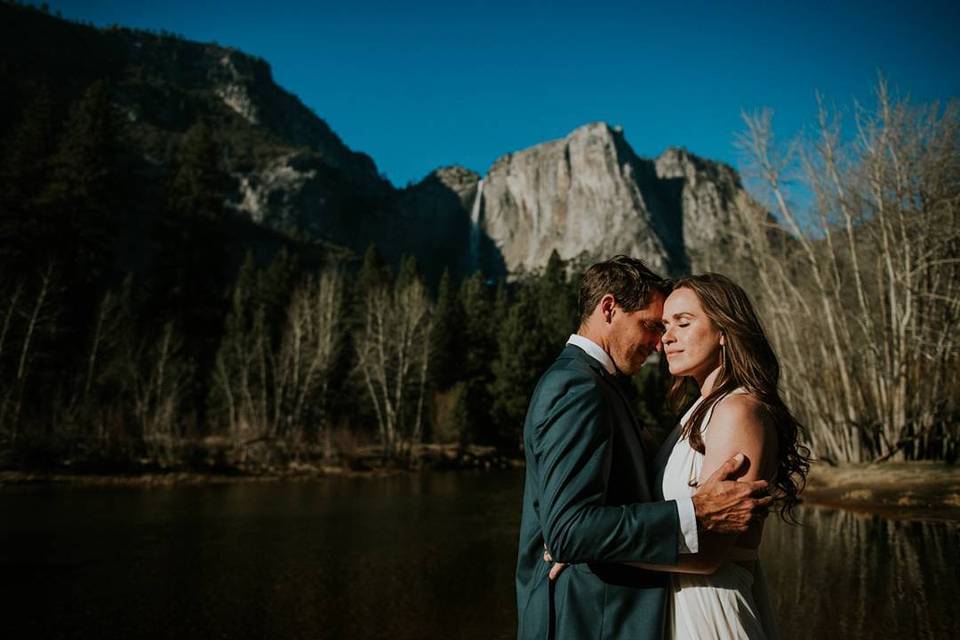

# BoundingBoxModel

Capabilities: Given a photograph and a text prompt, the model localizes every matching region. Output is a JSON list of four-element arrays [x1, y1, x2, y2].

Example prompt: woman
[[548, 273, 811, 639]]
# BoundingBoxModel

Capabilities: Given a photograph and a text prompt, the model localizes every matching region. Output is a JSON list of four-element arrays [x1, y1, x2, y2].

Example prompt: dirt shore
[[803, 462, 960, 521], [3, 459, 959, 521]]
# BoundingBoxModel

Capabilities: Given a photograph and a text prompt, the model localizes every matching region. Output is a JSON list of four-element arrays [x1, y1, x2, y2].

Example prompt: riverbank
[[3, 456, 958, 521], [0, 443, 521, 488], [802, 462, 960, 521]]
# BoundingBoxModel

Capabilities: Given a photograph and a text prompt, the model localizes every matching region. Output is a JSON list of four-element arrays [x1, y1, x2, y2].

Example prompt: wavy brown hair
[[668, 273, 811, 522]]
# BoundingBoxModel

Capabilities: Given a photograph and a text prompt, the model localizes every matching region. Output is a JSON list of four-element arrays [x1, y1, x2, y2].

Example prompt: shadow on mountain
[[397, 170, 507, 287]]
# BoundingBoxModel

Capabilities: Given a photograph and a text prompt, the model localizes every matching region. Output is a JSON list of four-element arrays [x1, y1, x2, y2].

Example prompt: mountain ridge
[[1, 2, 757, 281]]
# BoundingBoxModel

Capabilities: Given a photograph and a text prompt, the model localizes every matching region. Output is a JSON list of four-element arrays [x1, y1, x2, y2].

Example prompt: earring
[[720, 343, 726, 370]]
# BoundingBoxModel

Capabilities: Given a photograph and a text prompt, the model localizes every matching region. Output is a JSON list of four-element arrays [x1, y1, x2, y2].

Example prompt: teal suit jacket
[[516, 345, 681, 640]]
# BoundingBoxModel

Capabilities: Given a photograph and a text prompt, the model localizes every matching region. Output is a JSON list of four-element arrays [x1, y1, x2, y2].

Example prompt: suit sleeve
[[533, 369, 680, 565]]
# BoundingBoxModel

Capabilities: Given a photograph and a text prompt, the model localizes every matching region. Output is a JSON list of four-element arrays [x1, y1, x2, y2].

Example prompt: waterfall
[[468, 178, 484, 272]]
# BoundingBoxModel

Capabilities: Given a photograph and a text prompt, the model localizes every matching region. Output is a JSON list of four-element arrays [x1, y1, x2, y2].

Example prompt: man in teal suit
[[516, 256, 767, 640]]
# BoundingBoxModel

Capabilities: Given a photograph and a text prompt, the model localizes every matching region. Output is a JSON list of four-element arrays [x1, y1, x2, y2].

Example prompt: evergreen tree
[[155, 120, 233, 430], [0, 85, 57, 215], [40, 80, 122, 291], [490, 283, 552, 450], [455, 273, 498, 444], [536, 249, 577, 344], [430, 268, 464, 391], [0, 86, 60, 292], [257, 247, 300, 346], [357, 244, 390, 296], [169, 120, 228, 221], [460, 273, 496, 381]]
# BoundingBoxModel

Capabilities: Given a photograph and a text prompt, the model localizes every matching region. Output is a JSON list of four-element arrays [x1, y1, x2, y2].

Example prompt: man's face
[[607, 292, 665, 375]]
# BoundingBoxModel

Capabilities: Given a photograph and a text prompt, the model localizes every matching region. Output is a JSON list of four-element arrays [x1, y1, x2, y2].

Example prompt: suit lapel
[[605, 373, 644, 441], [565, 344, 648, 456]]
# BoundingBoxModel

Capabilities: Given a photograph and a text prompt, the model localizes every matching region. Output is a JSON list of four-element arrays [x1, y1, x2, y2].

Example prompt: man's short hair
[[578, 255, 668, 325]]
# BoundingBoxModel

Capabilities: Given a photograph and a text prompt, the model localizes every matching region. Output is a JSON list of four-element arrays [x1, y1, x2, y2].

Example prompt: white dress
[[660, 391, 778, 640]]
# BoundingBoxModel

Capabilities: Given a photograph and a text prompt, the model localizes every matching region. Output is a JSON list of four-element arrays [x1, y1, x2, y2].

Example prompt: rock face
[[473, 123, 752, 276], [1, 5, 757, 281], [654, 147, 750, 272], [396, 166, 480, 278], [1, 4, 392, 256]]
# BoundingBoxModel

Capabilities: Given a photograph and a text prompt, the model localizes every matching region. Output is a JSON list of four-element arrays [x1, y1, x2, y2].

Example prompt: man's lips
[[665, 350, 684, 357]]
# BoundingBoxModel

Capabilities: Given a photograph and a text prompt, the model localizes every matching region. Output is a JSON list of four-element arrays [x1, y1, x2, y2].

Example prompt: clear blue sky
[[51, 0, 960, 187]]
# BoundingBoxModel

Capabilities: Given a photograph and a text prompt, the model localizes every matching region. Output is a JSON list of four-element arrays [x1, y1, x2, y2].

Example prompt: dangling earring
[[720, 342, 726, 371]]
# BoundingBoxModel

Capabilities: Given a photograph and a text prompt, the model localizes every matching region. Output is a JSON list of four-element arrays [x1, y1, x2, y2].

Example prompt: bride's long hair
[[667, 273, 811, 521]]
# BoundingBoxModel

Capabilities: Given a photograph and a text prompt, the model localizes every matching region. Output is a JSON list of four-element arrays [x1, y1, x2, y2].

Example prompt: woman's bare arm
[[623, 394, 775, 575]]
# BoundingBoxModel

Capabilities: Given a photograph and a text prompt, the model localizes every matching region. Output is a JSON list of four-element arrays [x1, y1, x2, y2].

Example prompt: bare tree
[[210, 293, 272, 448], [210, 266, 345, 461], [275, 269, 344, 448], [734, 78, 960, 463], [0, 263, 58, 441], [355, 271, 433, 462], [128, 321, 190, 464]]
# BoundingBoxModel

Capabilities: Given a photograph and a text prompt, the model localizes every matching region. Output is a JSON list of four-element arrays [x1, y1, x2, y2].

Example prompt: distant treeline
[[0, 75, 668, 471]]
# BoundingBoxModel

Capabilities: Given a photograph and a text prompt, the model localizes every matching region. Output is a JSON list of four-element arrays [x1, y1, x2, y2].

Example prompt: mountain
[[0, 2, 390, 253], [1, 3, 758, 282], [466, 123, 753, 276]]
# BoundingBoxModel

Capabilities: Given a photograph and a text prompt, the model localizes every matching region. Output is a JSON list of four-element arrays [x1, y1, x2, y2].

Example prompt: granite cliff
[[1, 4, 758, 281], [465, 123, 753, 276]]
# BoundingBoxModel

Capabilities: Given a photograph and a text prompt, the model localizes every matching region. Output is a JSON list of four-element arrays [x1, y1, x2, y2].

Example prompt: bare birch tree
[[210, 279, 272, 448], [128, 321, 191, 464], [210, 265, 345, 460], [275, 269, 344, 448], [733, 78, 960, 463], [0, 262, 58, 441], [355, 265, 433, 462]]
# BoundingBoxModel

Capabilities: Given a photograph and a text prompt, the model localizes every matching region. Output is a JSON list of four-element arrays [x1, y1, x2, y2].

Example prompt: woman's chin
[[668, 363, 693, 378]]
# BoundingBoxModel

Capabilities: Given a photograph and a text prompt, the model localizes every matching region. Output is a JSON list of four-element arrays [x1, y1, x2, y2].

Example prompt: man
[[516, 256, 768, 639]]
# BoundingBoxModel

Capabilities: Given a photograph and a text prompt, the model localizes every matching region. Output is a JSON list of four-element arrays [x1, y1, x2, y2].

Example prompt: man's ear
[[600, 294, 617, 323]]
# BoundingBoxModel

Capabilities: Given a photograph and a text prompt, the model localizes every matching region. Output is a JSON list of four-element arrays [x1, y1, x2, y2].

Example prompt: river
[[1, 470, 957, 639]]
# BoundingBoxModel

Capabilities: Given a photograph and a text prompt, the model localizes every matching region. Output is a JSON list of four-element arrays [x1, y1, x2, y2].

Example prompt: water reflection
[[762, 505, 960, 640], [1, 473, 957, 639]]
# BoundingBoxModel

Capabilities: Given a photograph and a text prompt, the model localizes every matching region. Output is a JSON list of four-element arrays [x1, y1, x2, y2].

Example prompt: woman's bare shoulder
[[708, 392, 768, 439]]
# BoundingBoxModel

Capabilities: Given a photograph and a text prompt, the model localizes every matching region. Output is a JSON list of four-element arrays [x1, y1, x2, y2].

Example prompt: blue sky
[[51, 0, 960, 187]]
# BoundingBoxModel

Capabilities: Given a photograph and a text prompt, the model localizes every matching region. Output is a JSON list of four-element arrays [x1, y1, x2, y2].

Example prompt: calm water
[[1, 471, 957, 639]]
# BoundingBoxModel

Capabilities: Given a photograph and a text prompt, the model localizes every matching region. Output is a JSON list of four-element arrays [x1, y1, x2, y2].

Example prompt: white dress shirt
[[567, 334, 699, 554]]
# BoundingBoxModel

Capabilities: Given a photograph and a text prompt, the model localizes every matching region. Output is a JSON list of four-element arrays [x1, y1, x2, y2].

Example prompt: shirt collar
[[566, 334, 617, 375]]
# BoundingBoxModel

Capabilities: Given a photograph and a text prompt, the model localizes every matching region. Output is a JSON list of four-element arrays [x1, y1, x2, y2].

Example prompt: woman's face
[[661, 287, 723, 381]]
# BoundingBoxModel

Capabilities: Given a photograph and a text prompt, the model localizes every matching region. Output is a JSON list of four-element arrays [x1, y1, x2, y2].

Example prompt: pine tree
[[0, 85, 58, 215], [490, 282, 552, 450], [357, 244, 391, 297], [258, 247, 300, 346], [536, 249, 576, 345], [0, 87, 59, 284], [169, 120, 228, 221], [430, 268, 464, 391], [40, 80, 122, 290], [455, 273, 498, 444], [156, 120, 232, 429]]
